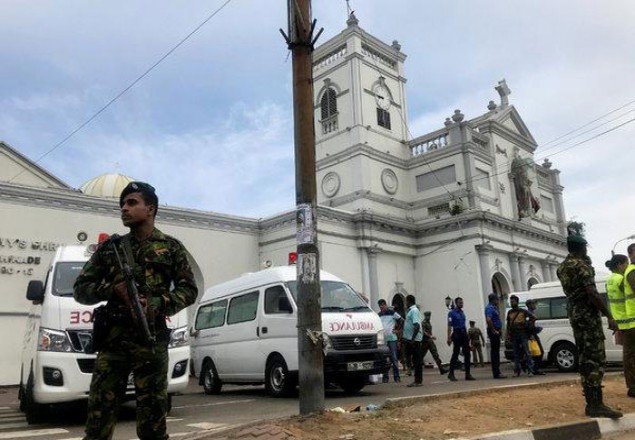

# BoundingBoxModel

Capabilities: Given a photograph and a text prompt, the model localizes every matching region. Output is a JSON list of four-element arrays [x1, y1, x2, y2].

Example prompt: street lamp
[[612, 234, 635, 255]]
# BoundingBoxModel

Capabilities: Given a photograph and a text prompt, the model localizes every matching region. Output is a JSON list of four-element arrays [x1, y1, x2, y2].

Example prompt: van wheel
[[265, 356, 295, 397], [552, 342, 578, 372], [202, 360, 222, 395], [340, 377, 366, 395], [24, 370, 45, 424]]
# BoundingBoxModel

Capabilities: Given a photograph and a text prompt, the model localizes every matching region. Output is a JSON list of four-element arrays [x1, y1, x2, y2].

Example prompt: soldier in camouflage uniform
[[74, 182, 198, 440], [556, 224, 621, 419], [421, 311, 449, 375]]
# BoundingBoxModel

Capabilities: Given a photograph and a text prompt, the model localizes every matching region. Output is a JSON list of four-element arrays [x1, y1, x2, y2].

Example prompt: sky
[[1, 0, 634, 267]]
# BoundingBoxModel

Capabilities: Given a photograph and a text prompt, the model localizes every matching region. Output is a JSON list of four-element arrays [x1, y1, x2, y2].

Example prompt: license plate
[[347, 361, 373, 371]]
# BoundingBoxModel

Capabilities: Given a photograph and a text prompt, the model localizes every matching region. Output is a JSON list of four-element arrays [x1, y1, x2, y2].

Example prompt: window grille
[[377, 108, 391, 129], [321, 88, 337, 120]]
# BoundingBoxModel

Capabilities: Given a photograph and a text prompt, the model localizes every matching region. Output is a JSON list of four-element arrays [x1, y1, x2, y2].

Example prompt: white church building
[[0, 14, 568, 385]]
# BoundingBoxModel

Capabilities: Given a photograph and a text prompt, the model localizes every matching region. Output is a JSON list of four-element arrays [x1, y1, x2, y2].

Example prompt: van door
[[192, 299, 228, 377], [224, 290, 261, 380], [258, 285, 297, 373]]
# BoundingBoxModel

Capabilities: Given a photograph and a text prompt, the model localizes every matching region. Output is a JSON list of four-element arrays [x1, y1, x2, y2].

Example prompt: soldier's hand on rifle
[[113, 281, 133, 308]]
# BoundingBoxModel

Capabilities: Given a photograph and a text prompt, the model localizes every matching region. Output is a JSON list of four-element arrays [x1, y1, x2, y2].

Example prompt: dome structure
[[80, 173, 135, 199]]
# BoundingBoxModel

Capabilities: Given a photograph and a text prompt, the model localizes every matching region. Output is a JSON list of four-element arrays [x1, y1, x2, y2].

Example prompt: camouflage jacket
[[422, 319, 433, 339], [557, 254, 597, 317], [468, 327, 484, 345], [74, 228, 198, 318]]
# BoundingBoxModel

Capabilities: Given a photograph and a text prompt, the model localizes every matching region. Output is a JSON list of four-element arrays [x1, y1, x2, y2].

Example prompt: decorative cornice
[[0, 182, 260, 234], [475, 121, 537, 153]]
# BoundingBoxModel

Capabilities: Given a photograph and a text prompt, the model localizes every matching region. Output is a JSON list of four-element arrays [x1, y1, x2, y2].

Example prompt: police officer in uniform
[[74, 182, 198, 439], [421, 311, 448, 375], [556, 224, 621, 418], [447, 297, 475, 382]]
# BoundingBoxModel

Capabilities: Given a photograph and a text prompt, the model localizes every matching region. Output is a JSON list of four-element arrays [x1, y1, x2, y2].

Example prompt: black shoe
[[493, 375, 507, 379], [627, 388, 635, 398], [533, 371, 546, 376], [448, 372, 457, 382], [439, 367, 449, 375], [465, 374, 476, 381], [407, 382, 422, 387]]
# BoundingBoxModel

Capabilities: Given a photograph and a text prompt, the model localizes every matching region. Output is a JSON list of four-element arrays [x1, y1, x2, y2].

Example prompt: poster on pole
[[296, 203, 316, 245]]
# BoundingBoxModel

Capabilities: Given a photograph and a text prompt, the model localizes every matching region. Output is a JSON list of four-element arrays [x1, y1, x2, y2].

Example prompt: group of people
[[377, 290, 548, 388]]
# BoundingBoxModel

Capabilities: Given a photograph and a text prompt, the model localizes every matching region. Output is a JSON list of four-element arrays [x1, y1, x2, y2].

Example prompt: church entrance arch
[[527, 277, 539, 290], [491, 272, 511, 330]]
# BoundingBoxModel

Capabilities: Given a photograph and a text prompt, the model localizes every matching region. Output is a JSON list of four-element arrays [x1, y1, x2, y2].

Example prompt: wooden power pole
[[282, 0, 325, 415]]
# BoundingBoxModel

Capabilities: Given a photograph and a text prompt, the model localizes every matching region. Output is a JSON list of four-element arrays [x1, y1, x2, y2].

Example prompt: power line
[[8, 0, 234, 183], [538, 97, 635, 150]]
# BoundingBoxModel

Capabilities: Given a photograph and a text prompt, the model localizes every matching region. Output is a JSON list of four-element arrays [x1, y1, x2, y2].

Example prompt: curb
[[451, 413, 635, 440], [384, 372, 622, 409], [181, 374, 625, 440]]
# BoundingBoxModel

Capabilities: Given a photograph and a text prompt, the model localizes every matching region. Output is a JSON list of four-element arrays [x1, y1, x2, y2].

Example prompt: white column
[[541, 261, 552, 282], [476, 244, 493, 297], [550, 263, 559, 282], [518, 256, 528, 290], [508, 253, 521, 291], [367, 249, 380, 311]]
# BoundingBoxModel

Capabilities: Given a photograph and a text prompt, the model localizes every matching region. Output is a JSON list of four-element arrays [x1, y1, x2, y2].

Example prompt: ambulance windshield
[[286, 280, 370, 313], [52, 262, 85, 296]]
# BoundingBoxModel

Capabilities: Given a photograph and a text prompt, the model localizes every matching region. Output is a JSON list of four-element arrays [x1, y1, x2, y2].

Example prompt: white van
[[19, 244, 191, 424], [191, 266, 390, 397], [504, 275, 621, 372]]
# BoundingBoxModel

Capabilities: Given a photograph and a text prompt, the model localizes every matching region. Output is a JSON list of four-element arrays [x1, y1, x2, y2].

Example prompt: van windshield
[[286, 280, 370, 313], [53, 262, 85, 297]]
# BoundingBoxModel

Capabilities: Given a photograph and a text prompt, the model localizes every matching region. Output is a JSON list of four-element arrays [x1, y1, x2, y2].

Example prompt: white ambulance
[[19, 243, 190, 424], [191, 265, 390, 397]]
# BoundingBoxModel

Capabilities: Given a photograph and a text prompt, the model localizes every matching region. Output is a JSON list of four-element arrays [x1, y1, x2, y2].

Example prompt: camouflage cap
[[119, 181, 158, 208]]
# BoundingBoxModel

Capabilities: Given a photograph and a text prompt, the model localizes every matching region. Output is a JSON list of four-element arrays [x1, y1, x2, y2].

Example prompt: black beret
[[119, 181, 158, 208]]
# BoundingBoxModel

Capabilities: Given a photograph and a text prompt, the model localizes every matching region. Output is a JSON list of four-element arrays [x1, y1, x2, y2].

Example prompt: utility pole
[[281, 0, 325, 415]]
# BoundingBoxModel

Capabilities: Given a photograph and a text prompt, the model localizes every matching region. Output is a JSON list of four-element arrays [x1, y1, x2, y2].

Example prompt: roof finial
[[346, 0, 359, 27]]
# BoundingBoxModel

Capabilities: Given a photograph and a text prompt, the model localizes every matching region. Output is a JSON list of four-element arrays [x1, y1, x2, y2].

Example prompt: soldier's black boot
[[447, 370, 457, 382], [437, 360, 448, 375], [584, 385, 623, 419]]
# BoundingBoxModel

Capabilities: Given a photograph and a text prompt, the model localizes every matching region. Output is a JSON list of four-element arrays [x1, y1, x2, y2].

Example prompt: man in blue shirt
[[378, 299, 403, 383], [485, 293, 506, 379], [447, 297, 475, 381], [403, 295, 424, 387]]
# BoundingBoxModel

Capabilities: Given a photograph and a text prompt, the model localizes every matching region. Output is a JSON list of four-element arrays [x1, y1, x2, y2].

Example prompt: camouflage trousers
[[421, 339, 443, 365], [84, 342, 169, 440], [570, 315, 605, 388], [622, 328, 635, 391]]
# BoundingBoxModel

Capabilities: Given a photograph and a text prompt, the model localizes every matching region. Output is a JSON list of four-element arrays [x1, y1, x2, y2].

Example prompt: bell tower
[[312, 12, 410, 212]]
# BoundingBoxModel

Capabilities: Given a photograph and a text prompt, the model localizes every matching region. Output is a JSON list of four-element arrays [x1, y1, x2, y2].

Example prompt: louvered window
[[321, 88, 337, 120]]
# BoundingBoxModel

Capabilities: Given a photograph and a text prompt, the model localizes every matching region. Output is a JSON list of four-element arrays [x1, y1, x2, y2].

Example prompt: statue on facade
[[510, 147, 540, 219]]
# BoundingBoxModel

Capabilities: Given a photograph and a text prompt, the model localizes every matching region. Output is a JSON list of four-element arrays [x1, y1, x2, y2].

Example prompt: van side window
[[227, 291, 259, 325], [265, 285, 290, 314], [195, 300, 228, 330], [532, 300, 551, 320], [550, 297, 568, 319]]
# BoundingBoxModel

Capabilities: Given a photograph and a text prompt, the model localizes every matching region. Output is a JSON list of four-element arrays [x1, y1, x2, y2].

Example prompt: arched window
[[320, 88, 337, 120]]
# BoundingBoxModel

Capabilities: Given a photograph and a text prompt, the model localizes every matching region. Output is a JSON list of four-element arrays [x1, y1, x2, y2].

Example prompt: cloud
[[1, 0, 634, 262]]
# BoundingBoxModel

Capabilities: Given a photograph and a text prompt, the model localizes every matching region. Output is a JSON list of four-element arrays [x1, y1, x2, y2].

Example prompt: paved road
[[607, 431, 635, 439], [0, 365, 587, 440]]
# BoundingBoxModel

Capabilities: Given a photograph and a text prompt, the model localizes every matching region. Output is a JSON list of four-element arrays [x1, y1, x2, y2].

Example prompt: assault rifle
[[109, 234, 156, 347]]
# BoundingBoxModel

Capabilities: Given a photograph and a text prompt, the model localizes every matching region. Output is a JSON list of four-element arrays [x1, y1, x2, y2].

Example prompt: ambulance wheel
[[552, 342, 578, 372], [24, 370, 45, 424], [340, 377, 366, 395], [265, 355, 295, 398], [202, 360, 222, 395]]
